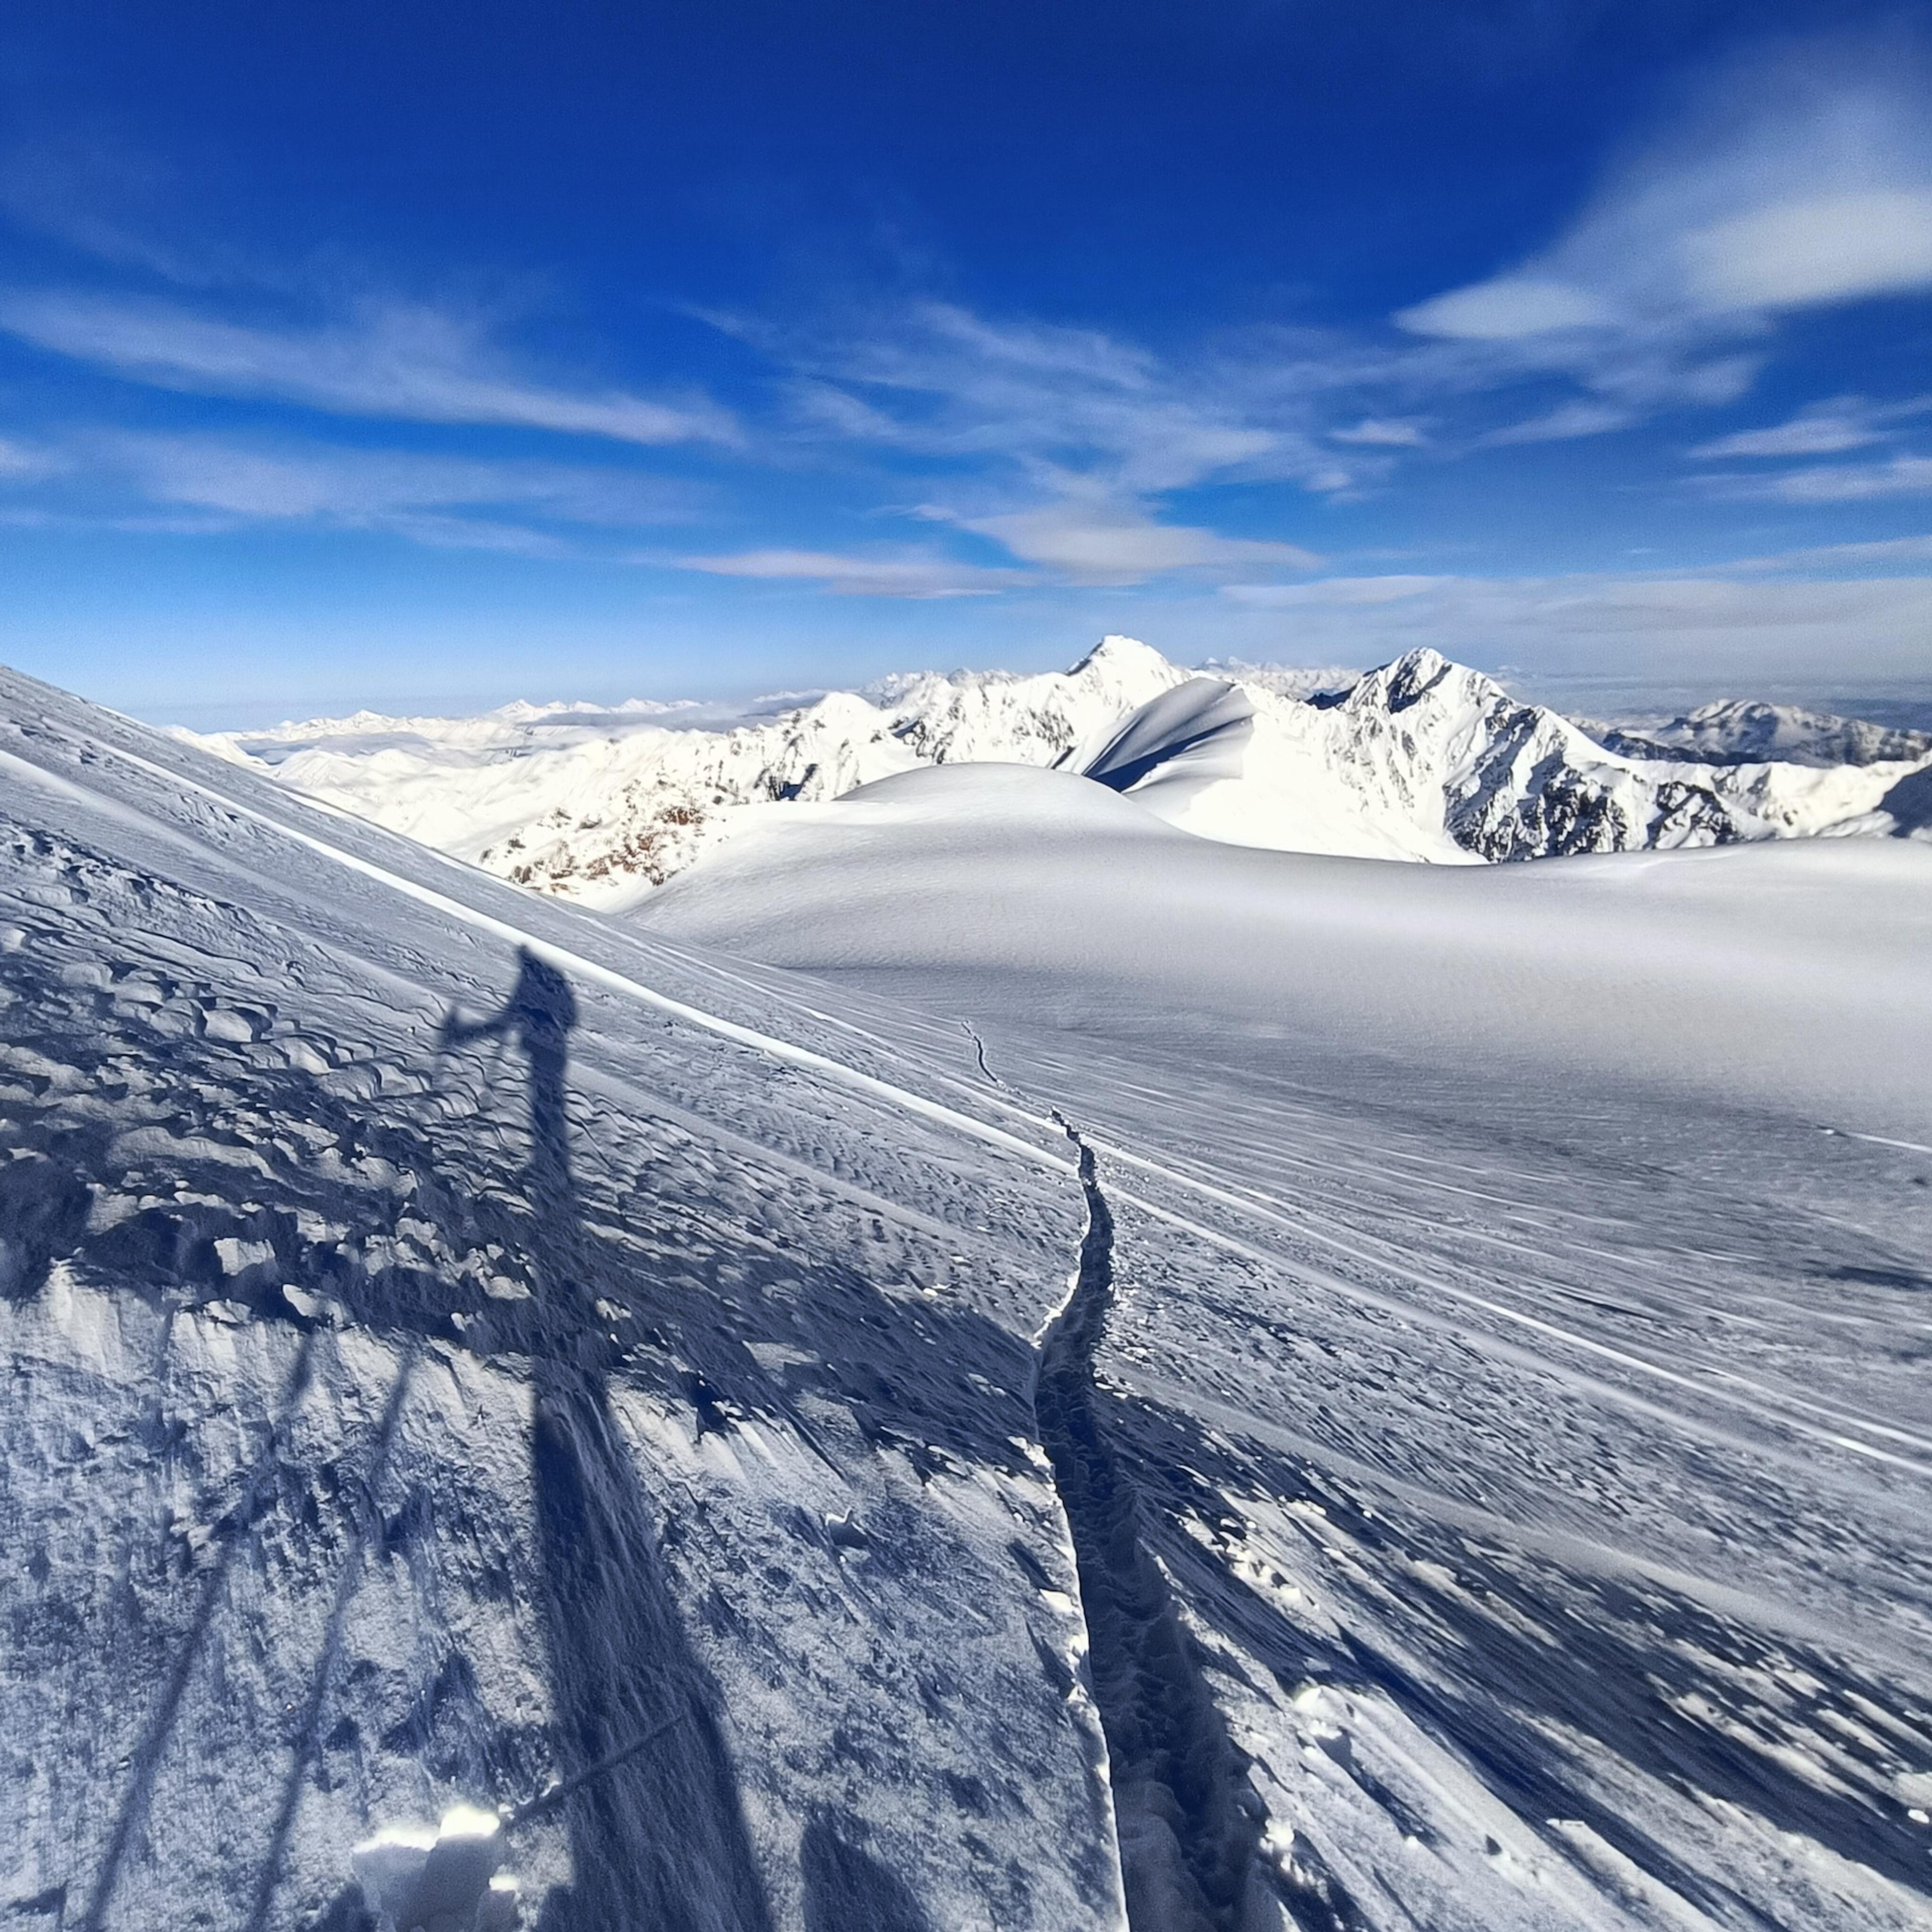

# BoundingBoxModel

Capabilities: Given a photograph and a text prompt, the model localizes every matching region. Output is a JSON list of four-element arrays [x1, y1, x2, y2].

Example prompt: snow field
[[640, 759, 1932, 1928], [6, 658, 1932, 1928]]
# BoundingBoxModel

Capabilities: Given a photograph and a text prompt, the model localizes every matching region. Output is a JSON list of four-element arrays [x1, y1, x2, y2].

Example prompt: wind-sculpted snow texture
[[0, 669, 1131, 1931], [643, 760, 1932, 1930], [190, 639, 1932, 903], [11, 665, 1932, 1931]]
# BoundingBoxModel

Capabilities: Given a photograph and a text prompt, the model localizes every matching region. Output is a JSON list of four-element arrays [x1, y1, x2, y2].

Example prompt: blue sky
[[4, 1, 1932, 721]]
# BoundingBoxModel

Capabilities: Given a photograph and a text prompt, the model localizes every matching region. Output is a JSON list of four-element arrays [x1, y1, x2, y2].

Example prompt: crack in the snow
[[1032, 1114, 1358, 1932], [959, 1019, 1003, 1089]]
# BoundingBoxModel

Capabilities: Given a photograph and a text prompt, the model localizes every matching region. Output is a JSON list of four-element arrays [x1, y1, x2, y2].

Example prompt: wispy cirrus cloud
[[719, 301, 1348, 588], [0, 289, 740, 446], [677, 546, 1033, 598], [1687, 394, 1932, 459], [1328, 418, 1430, 448], [1695, 454, 1932, 503], [114, 432, 702, 525], [0, 435, 62, 480], [766, 300, 1334, 495], [930, 495, 1319, 586], [1218, 567, 1932, 685], [1396, 40, 1932, 422], [1480, 400, 1636, 446], [0, 430, 709, 555], [1720, 533, 1932, 570]]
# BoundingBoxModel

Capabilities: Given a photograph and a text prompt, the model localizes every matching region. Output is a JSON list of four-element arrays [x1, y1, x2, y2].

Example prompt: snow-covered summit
[[186, 638, 1932, 905]]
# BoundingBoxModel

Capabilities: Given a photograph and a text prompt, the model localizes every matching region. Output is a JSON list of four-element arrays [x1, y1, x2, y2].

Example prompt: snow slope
[[8, 664, 1932, 1931], [641, 759, 1932, 1930], [0, 670, 1124, 1932], [187, 640, 1932, 905]]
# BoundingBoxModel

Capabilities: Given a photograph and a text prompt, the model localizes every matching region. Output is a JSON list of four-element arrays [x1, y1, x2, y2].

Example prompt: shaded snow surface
[[5, 671, 1932, 1931], [0, 671, 1120, 1932]]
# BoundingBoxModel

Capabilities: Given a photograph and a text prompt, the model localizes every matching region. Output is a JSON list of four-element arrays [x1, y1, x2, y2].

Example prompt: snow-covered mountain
[[192, 639, 1932, 905], [192, 639, 1198, 903], [10, 659, 1932, 1932], [1582, 698, 1932, 769]]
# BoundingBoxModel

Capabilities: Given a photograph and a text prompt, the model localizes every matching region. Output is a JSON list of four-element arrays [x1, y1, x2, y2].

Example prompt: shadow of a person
[[438, 951, 774, 1932], [440, 948, 579, 1220]]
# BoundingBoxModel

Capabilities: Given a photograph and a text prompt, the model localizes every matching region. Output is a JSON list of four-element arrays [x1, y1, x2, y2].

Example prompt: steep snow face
[[0, 670, 1131, 1932], [189, 638, 1932, 903]]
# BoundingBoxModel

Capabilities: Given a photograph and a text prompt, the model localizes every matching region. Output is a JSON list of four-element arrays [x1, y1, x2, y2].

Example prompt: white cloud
[[55, 433, 706, 556], [1480, 400, 1634, 445], [1395, 43, 1932, 417], [944, 498, 1319, 586], [1398, 277, 1617, 342], [1719, 533, 1932, 570], [1690, 400, 1885, 459], [1687, 393, 1932, 459], [732, 302, 1341, 588], [1329, 418, 1430, 447], [0, 290, 740, 446], [677, 547, 1033, 598], [1225, 575, 1445, 607], [1697, 454, 1932, 503], [1211, 567, 1932, 685], [749, 300, 1340, 497], [1678, 188, 1932, 310], [0, 436, 61, 480]]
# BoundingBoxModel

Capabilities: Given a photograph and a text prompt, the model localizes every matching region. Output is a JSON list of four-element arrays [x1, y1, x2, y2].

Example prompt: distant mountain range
[[190, 636, 1932, 902]]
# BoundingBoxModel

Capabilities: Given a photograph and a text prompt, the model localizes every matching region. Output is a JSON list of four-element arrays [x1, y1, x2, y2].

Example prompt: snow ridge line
[[8, 733, 1077, 1182], [1032, 1116, 1343, 1932]]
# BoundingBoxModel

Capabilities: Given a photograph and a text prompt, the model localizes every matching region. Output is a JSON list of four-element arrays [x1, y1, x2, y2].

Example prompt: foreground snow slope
[[0, 670, 1124, 1932], [191, 638, 1932, 904], [9, 666, 1932, 1930], [642, 761, 1932, 1930]]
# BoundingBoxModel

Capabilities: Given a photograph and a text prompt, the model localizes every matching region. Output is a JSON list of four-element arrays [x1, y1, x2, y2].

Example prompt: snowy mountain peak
[[1371, 646, 1461, 710], [1069, 632, 1179, 680], [185, 637, 1932, 903]]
